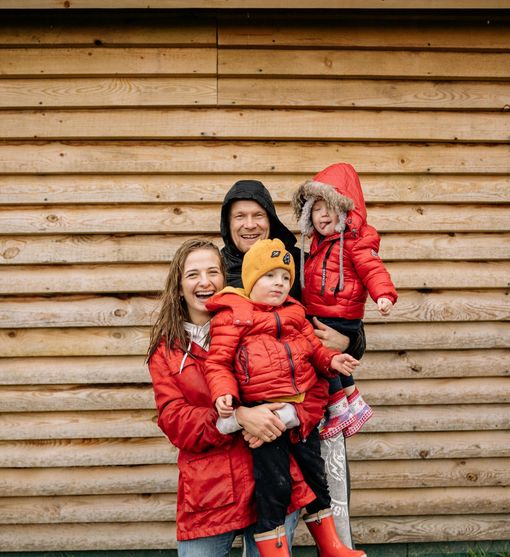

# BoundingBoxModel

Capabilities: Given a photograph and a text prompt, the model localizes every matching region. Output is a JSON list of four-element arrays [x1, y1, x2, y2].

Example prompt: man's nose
[[243, 216, 256, 228]]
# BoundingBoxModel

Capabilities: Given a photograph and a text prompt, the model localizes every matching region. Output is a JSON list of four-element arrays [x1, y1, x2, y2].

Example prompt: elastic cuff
[[216, 410, 241, 434], [274, 403, 300, 429]]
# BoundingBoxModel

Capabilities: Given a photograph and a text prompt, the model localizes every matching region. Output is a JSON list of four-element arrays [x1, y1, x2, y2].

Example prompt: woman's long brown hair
[[146, 239, 225, 361]]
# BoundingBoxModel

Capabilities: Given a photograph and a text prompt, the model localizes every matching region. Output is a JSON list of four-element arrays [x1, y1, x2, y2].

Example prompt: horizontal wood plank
[[1, 349, 508, 385], [0, 410, 160, 440], [0, 78, 217, 108], [0, 48, 216, 77], [0, 174, 507, 204], [219, 49, 510, 79], [0, 372, 510, 410], [219, 78, 510, 109], [348, 431, 510, 461], [1, 261, 508, 295], [1, 142, 508, 174], [1, 233, 509, 265], [0, 321, 508, 357], [1, 431, 508, 468], [0, 464, 177, 496], [351, 486, 510, 516], [2, 108, 509, 142], [0, 204, 508, 234], [350, 458, 510, 489], [0, 23, 216, 46], [0, 290, 508, 328], [218, 24, 510, 50]]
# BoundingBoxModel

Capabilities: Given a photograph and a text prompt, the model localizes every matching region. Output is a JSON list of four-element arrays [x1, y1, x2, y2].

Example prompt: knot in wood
[[114, 309, 127, 317], [173, 207, 183, 215], [46, 214, 59, 223], [2, 247, 20, 259]]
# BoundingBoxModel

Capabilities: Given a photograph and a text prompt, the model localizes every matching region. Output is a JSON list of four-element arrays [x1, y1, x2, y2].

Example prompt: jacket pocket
[[235, 345, 250, 384], [181, 449, 235, 512]]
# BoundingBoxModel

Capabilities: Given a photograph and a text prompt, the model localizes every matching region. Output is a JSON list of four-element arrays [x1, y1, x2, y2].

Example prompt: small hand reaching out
[[215, 394, 234, 418], [330, 353, 360, 376], [377, 297, 393, 316]]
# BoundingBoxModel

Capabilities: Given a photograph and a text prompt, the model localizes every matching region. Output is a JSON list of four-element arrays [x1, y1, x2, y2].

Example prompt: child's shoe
[[319, 390, 356, 440], [343, 387, 373, 438]]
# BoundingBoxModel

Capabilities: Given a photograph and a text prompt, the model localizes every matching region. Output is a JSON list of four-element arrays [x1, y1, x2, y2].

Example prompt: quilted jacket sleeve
[[292, 376, 329, 442], [351, 224, 398, 304], [148, 345, 231, 453], [302, 318, 339, 378], [205, 310, 243, 404]]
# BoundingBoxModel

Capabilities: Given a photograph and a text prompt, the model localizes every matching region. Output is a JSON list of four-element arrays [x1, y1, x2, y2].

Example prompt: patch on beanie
[[283, 252, 291, 264], [271, 250, 281, 258]]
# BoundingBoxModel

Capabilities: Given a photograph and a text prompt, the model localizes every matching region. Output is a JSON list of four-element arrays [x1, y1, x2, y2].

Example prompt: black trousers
[[252, 426, 330, 533], [315, 318, 366, 393]]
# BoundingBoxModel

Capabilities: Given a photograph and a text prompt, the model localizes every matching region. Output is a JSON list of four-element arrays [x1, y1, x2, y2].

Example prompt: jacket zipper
[[236, 345, 250, 384], [275, 311, 298, 393], [320, 242, 336, 296]]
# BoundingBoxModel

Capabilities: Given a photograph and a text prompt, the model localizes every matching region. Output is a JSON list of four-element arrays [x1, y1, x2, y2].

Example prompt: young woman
[[147, 239, 327, 557]]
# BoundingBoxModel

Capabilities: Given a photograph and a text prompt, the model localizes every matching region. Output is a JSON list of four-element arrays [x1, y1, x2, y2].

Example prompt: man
[[219, 179, 355, 548]]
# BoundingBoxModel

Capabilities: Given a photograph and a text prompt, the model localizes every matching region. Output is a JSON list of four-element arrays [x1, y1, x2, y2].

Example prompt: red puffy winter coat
[[148, 338, 321, 540], [301, 163, 398, 319], [206, 290, 337, 438]]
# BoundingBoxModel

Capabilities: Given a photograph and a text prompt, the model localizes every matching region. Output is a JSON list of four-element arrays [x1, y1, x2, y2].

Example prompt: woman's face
[[180, 249, 225, 325]]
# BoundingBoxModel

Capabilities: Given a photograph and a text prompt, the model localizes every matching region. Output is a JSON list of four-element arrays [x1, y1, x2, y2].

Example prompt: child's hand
[[377, 297, 393, 316], [215, 394, 234, 418], [330, 354, 360, 376]]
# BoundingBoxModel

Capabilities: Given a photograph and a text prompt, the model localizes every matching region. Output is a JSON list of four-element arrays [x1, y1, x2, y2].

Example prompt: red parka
[[148, 338, 322, 540], [206, 290, 337, 439], [293, 163, 397, 319]]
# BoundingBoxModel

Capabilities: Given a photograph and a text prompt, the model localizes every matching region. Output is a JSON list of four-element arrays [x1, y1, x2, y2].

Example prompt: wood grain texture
[[0, 142, 508, 174], [0, 174, 508, 204], [219, 78, 510, 109], [3, 108, 508, 142]]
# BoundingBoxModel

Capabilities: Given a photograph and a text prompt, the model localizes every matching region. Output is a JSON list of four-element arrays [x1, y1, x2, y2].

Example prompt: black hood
[[220, 179, 301, 297]]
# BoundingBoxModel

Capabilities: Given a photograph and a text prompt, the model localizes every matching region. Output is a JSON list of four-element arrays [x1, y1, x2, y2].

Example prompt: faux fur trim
[[291, 180, 354, 234]]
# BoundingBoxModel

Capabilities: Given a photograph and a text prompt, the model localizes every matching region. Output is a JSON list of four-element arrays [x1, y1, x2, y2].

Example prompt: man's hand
[[236, 403, 286, 443], [313, 317, 350, 351]]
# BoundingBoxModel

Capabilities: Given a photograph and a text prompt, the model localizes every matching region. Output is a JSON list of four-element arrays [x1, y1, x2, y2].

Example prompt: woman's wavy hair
[[146, 239, 224, 361]]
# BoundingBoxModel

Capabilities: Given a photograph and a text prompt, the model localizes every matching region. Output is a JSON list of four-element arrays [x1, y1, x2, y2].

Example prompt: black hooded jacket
[[220, 180, 302, 300]]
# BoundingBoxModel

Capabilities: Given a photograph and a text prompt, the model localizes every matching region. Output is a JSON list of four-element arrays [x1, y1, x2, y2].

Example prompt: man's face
[[229, 200, 270, 253]]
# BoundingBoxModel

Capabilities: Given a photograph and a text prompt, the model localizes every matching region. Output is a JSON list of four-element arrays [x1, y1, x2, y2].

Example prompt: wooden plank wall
[[0, 11, 509, 551]]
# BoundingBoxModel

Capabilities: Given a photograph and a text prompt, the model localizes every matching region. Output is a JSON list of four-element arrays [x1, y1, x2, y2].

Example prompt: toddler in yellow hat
[[203, 238, 366, 557]]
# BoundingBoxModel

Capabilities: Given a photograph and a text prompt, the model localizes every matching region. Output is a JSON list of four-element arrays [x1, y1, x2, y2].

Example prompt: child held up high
[[204, 238, 366, 557], [292, 162, 398, 440]]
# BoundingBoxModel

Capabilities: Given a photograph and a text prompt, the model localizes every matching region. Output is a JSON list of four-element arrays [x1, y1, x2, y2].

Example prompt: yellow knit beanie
[[242, 238, 295, 296]]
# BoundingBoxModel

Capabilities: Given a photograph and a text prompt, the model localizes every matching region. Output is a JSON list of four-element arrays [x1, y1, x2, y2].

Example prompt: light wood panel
[[3, 109, 508, 142], [0, 174, 507, 204], [1, 142, 508, 174], [2, 378, 508, 412], [2, 233, 509, 265], [0, 22, 216, 46], [0, 356, 148, 385], [0, 290, 507, 329], [0, 48, 216, 77], [0, 464, 178, 496], [219, 78, 510, 109], [0, 78, 217, 108], [1, 349, 507, 386], [1, 321, 508, 357], [1, 204, 508, 234], [219, 49, 510, 79], [1, 261, 508, 295], [218, 23, 510, 49], [349, 458, 510, 489]]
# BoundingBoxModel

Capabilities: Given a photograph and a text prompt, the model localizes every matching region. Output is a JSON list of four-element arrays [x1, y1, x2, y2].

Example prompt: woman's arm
[[149, 346, 231, 453]]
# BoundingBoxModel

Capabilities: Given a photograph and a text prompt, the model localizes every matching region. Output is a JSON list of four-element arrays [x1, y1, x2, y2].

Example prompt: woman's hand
[[236, 403, 286, 444], [312, 317, 350, 351]]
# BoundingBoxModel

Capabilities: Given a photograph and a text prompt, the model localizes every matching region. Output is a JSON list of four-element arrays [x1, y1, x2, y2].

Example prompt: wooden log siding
[[0, 12, 509, 551]]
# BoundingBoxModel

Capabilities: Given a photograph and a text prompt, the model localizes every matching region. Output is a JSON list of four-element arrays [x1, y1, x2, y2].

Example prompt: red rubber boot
[[254, 525, 291, 557], [304, 509, 367, 557]]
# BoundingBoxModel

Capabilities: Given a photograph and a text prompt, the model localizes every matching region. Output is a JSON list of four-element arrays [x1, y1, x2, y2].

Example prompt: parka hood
[[220, 180, 300, 295]]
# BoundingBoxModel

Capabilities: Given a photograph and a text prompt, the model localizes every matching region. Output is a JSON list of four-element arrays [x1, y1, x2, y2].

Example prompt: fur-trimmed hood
[[292, 163, 367, 236]]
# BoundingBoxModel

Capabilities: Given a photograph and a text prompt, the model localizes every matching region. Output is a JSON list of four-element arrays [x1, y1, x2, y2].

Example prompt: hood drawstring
[[179, 321, 211, 373]]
